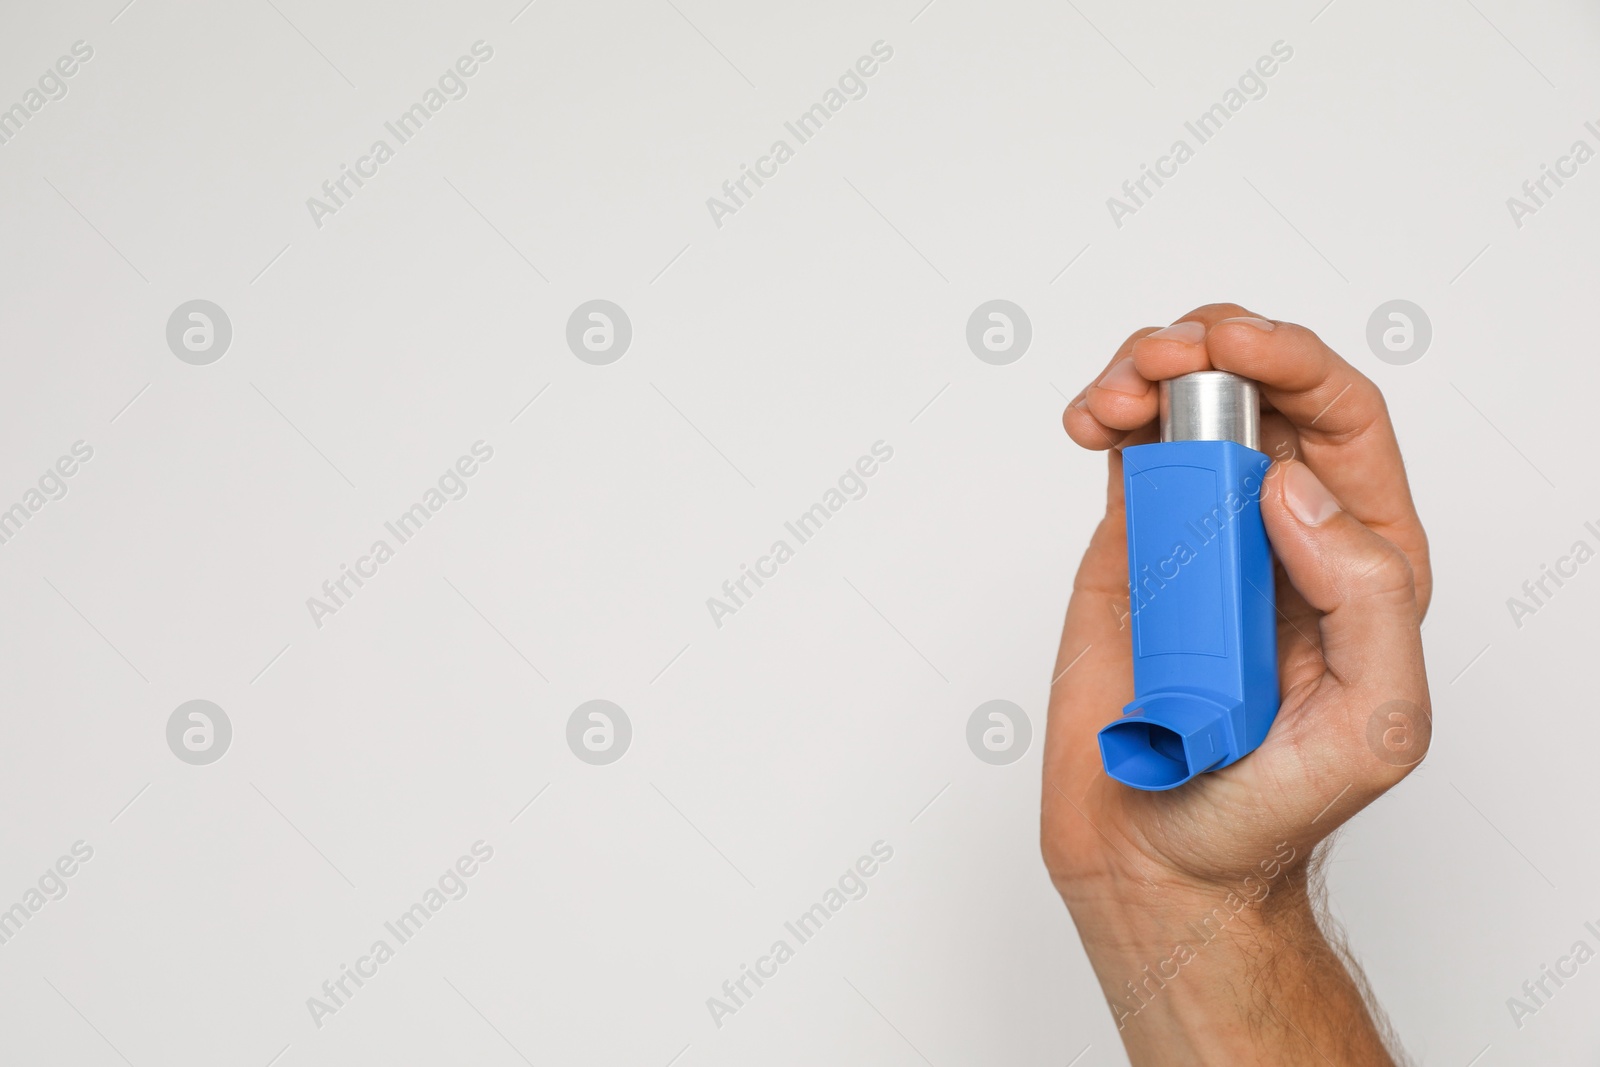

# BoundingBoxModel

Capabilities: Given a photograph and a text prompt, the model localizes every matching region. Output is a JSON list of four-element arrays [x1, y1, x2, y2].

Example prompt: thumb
[[1261, 460, 1427, 698]]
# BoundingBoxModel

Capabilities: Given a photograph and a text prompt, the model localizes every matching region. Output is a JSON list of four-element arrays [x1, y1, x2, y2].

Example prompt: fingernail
[[1147, 321, 1206, 343], [1284, 462, 1340, 525], [1096, 357, 1148, 396], [1217, 316, 1276, 332]]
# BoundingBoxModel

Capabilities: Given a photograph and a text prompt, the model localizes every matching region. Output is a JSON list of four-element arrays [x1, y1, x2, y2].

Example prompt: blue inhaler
[[1097, 371, 1279, 791]]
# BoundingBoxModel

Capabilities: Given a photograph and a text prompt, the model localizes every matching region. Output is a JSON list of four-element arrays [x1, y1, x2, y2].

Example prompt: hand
[[1040, 304, 1432, 1064]]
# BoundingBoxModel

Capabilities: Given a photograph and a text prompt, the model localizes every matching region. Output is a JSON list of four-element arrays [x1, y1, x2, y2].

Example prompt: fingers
[[1207, 309, 1430, 612], [1067, 307, 1260, 447], [1201, 317, 1420, 533], [1063, 400, 1138, 452], [1063, 327, 1158, 449], [1063, 303, 1430, 612], [1260, 460, 1427, 709], [1084, 327, 1170, 431]]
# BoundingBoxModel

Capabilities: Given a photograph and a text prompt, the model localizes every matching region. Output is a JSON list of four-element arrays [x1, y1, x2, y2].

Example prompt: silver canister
[[1159, 371, 1261, 451]]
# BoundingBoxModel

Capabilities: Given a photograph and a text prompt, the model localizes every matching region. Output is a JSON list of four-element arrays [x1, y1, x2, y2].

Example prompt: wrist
[[1056, 836, 1309, 955], [1063, 863, 1314, 976], [1061, 860, 1326, 1052], [1059, 858, 1396, 1065]]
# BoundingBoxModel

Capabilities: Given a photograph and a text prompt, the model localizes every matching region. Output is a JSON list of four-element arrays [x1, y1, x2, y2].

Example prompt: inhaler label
[[1126, 464, 1228, 657]]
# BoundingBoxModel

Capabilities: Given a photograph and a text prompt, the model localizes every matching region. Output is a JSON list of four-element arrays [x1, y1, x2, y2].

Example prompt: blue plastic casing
[[1097, 440, 1278, 790]]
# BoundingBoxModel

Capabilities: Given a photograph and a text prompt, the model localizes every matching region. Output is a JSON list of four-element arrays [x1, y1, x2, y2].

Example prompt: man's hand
[[1040, 304, 1432, 1065]]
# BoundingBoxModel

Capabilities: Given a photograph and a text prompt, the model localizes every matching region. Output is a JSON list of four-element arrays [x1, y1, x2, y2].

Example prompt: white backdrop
[[1, 0, 1597, 1063]]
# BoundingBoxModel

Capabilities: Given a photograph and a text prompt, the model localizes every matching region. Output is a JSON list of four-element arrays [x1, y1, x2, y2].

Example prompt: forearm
[[1065, 871, 1396, 1066]]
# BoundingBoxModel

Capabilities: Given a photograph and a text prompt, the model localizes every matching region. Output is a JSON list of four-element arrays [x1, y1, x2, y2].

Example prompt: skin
[[1041, 304, 1432, 1065]]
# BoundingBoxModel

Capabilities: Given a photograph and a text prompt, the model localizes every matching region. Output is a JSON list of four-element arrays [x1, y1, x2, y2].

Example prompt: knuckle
[[1373, 702, 1432, 782], [1321, 379, 1386, 441], [1409, 722, 1433, 765], [1348, 540, 1416, 599]]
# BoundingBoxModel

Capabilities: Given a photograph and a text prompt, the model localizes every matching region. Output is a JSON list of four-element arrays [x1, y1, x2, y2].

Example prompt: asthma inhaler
[[1097, 371, 1279, 791]]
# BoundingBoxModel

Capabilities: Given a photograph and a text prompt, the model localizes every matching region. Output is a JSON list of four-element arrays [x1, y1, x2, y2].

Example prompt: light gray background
[[1, 0, 1596, 1063]]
